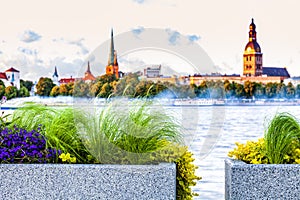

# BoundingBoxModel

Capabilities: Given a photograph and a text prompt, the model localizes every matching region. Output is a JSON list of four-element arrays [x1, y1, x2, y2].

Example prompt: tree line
[[0, 80, 33, 101], [35, 74, 300, 99]]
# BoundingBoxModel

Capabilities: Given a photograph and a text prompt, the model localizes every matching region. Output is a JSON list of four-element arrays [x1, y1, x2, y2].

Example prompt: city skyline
[[0, 0, 300, 81]]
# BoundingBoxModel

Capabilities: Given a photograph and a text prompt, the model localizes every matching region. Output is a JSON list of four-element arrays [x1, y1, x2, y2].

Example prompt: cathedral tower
[[243, 18, 263, 76], [106, 29, 119, 78]]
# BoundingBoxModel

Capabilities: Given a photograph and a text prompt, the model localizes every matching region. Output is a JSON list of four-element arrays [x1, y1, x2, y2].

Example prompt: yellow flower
[[70, 157, 76, 163], [59, 153, 71, 162]]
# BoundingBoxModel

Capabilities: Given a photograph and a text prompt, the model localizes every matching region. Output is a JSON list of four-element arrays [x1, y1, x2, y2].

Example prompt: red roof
[[0, 72, 7, 80], [59, 78, 75, 84], [82, 72, 96, 81], [5, 67, 20, 73]]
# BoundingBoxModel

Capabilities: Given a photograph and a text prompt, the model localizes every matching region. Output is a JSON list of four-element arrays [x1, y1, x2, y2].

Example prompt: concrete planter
[[225, 158, 300, 199], [0, 163, 176, 200]]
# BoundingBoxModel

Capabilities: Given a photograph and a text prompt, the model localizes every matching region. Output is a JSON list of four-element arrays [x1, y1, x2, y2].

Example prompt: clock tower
[[243, 18, 263, 76]]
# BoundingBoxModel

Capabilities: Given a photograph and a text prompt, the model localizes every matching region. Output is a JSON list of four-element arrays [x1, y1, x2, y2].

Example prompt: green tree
[[20, 79, 33, 92], [265, 82, 276, 98], [286, 82, 295, 99], [98, 82, 113, 98], [254, 82, 265, 98], [0, 85, 5, 99], [59, 84, 69, 96], [0, 80, 5, 87], [296, 84, 300, 98], [73, 80, 90, 97], [5, 86, 17, 99], [235, 83, 245, 98], [198, 81, 209, 98], [18, 86, 29, 97], [244, 81, 256, 98], [36, 77, 55, 96], [50, 86, 60, 97]]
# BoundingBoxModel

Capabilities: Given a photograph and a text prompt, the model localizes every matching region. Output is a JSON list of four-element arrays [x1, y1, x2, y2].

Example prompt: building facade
[[0, 67, 21, 89], [144, 65, 161, 78]]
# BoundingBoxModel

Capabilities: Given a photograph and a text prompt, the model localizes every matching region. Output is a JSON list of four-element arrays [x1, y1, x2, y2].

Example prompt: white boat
[[173, 99, 214, 106]]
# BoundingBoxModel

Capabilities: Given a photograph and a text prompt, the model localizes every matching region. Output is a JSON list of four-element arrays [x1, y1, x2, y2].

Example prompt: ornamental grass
[[229, 112, 300, 164]]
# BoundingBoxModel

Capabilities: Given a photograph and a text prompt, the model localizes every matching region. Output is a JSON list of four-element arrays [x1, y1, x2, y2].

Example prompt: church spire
[[249, 18, 257, 42], [86, 61, 91, 73], [108, 28, 115, 65], [53, 66, 58, 78]]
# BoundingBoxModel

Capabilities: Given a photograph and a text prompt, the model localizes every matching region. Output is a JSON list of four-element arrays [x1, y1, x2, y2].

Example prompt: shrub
[[10, 104, 94, 163], [0, 125, 60, 163], [228, 138, 268, 164], [149, 145, 201, 199], [229, 112, 300, 164]]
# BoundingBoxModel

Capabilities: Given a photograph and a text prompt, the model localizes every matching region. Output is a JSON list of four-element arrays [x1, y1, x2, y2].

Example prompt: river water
[[170, 105, 300, 200]]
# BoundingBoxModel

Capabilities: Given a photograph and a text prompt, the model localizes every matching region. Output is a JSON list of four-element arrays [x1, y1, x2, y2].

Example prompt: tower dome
[[244, 40, 261, 53], [243, 18, 263, 77]]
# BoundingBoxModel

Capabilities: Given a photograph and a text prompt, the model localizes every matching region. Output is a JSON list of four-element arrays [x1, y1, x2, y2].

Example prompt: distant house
[[59, 77, 75, 84], [0, 67, 20, 89], [144, 65, 161, 78]]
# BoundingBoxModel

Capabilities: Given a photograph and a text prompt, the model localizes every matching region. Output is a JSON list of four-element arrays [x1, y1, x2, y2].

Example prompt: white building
[[144, 65, 161, 78], [0, 67, 20, 89]]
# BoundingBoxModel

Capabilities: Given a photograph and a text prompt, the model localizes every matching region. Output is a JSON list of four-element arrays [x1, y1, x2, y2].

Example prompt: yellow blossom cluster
[[228, 138, 300, 164], [59, 153, 76, 163]]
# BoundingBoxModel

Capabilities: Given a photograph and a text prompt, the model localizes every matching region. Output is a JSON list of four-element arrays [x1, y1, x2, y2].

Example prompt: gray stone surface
[[225, 158, 300, 200], [0, 163, 176, 200]]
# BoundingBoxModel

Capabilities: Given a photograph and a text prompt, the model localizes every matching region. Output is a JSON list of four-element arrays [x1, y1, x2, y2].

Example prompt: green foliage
[[148, 145, 201, 199], [5, 86, 17, 99], [10, 104, 93, 163], [229, 112, 300, 164], [78, 100, 183, 164], [18, 86, 30, 97], [36, 77, 55, 96], [20, 79, 33, 92], [228, 138, 269, 164], [50, 86, 60, 97], [0, 85, 5, 99], [264, 112, 300, 164], [228, 138, 300, 164]]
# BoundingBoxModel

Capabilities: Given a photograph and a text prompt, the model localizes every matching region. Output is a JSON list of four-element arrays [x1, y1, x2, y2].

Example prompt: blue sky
[[0, 0, 299, 81]]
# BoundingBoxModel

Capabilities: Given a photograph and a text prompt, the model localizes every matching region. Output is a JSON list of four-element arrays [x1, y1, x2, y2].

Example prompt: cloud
[[131, 26, 145, 37], [188, 35, 201, 42], [53, 37, 89, 55], [17, 47, 38, 56], [165, 29, 180, 45], [133, 0, 146, 4], [19, 30, 41, 43]]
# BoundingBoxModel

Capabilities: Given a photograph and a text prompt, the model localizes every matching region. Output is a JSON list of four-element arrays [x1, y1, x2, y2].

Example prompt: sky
[[0, 0, 300, 81]]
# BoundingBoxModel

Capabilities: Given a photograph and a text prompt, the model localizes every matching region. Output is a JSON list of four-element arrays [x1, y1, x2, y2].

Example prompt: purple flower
[[0, 125, 61, 163]]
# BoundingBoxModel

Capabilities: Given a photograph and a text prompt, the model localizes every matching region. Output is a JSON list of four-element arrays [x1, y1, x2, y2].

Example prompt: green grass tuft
[[264, 112, 300, 164]]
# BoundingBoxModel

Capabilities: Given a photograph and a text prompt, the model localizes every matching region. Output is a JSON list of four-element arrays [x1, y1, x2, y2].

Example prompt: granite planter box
[[0, 163, 176, 200], [225, 158, 300, 199]]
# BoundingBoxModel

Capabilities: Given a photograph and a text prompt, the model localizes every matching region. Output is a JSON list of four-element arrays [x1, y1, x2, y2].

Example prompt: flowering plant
[[0, 125, 61, 163], [228, 112, 300, 164]]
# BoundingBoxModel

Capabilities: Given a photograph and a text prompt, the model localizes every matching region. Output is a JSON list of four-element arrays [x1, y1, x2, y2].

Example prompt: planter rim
[[0, 162, 174, 167], [225, 157, 300, 167]]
